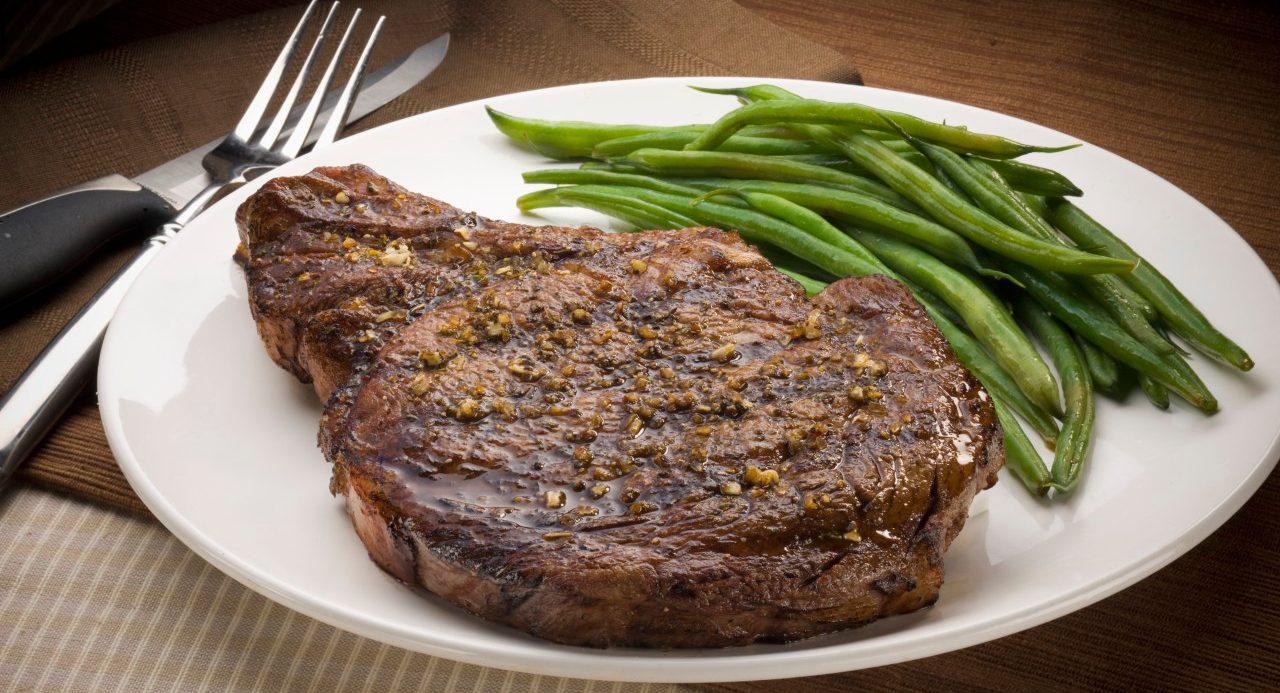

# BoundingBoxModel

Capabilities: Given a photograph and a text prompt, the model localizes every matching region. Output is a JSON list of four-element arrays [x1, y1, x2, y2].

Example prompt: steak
[[237, 164, 1003, 648]]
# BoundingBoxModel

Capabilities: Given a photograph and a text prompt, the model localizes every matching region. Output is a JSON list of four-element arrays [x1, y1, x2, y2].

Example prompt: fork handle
[[0, 175, 175, 311]]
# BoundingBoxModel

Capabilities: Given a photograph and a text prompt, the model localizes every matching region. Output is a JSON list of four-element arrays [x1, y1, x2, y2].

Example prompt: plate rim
[[99, 75, 1280, 683]]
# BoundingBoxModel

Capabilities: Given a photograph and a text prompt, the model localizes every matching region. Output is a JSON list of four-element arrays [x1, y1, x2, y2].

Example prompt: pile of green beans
[[488, 85, 1253, 498]]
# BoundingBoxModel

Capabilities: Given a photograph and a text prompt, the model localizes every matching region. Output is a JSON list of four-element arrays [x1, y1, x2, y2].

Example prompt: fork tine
[[231, 0, 320, 142], [257, 2, 341, 149], [314, 15, 386, 148], [278, 8, 363, 159]]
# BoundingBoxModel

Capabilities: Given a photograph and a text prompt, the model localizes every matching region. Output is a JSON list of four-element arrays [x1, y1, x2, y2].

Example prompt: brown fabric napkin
[[0, 0, 860, 514]]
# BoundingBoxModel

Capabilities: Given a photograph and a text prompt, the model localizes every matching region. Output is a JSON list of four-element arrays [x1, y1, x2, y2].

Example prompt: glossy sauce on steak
[[237, 164, 1002, 648]]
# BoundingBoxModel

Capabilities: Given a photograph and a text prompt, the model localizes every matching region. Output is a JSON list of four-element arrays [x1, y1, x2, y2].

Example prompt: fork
[[0, 1, 385, 489]]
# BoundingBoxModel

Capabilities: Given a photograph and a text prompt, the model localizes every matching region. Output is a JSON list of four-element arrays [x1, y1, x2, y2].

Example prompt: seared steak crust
[[236, 164, 606, 401], [238, 165, 1002, 648]]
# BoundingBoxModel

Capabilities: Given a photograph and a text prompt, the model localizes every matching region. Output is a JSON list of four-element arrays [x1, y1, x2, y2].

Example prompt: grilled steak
[[237, 164, 1002, 648]]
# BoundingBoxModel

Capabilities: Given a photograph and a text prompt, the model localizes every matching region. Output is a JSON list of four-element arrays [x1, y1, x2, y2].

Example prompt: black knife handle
[[0, 175, 176, 311]]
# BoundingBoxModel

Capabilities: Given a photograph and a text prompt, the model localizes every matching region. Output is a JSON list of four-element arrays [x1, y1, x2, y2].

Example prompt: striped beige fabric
[[0, 486, 700, 693]]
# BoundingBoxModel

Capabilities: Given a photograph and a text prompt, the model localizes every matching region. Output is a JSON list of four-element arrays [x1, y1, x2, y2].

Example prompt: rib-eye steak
[[236, 164, 1003, 648]]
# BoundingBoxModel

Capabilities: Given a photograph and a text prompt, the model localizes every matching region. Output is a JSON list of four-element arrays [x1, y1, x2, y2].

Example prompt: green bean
[[1097, 267, 1159, 322], [1076, 335, 1120, 392], [1005, 263, 1217, 413], [973, 156, 1083, 197], [488, 107, 808, 159], [1161, 348, 1217, 405], [918, 142, 1044, 229], [623, 148, 911, 209], [911, 286, 967, 328], [1081, 344, 1141, 400], [863, 129, 899, 141], [850, 132, 1138, 273], [527, 172, 973, 281], [645, 128, 926, 163], [531, 189, 838, 303], [1016, 298, 1094, 493], [935, 320, 1060, 444], [516, 188, 655, 227], [517, 186, 700, 229], [585, 168, 882, 200], [932, 162, 971, 200], [756, 218, 964, 325], [881, 145, 931, 170], [594, 131, 833, 158], [993, 399, 1052, 496], [677, 178, 989, 273], [523, 168, 716, 200], [1019, 192, 1049, 218], [880, 139, 920, 152], [1049, 200, 1253, 371], [905, 139, 1143, 297], [731, 125, 822, 140], [907, 289, 1058, 444], [756, 245, 840, 283], [851, 229, 1063, 416], [1138, 373, 1171, 410], [965, 157, 1144, 325], [525, 176, 910, 289], [533, 185, 892, 282], [486, 107, 703, 159], [585, 205, 667, 230], [715, 87, 1133, 275], [1017, 190, 1158, 323], [578, 160, 634, 172], [764, 154, 859, 169], [843, 139, 933, 169], [777, 268, 829, 296], [1085, 292, 1150, 350], [521, 184, 941, 332], [686, 88, 1076, 158], [948, 153, 1173, 354], [694, 188, 889, 271], [714, 83, 1072, 162], [1098, 364, 1138, 402], [949, 154, 1069, 242]]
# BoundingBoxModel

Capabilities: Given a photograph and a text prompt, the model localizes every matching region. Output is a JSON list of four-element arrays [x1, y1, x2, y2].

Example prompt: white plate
[[99, 77, 1280, 683]]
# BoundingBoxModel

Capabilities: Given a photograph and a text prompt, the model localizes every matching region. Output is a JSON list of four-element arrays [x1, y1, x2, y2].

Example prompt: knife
[[0, 32, 450, 312]]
